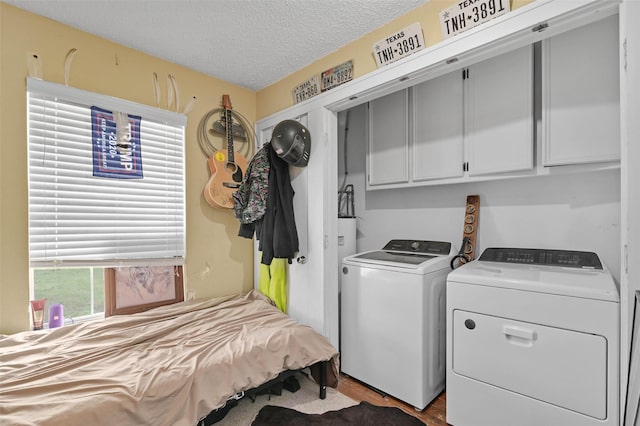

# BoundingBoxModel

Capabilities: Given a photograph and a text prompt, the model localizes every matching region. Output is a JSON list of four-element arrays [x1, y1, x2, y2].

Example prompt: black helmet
[[271, 120, 311, 167]]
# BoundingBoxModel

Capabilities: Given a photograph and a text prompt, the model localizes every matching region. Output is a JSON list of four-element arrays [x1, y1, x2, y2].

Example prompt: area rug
[[252, 401, 426, 425], [212, 372, 358, 425]]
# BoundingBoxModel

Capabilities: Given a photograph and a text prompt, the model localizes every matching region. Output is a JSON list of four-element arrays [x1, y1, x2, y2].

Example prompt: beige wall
[[256, 0, 533, 119], [0, 3, 256, 334]]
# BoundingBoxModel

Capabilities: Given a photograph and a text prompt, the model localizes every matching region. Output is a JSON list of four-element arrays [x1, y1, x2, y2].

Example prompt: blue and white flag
[[91, 106, 143, 179]]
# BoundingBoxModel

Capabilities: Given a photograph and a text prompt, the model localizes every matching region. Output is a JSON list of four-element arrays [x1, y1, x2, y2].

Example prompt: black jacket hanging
[[257, 146, 299, 265]]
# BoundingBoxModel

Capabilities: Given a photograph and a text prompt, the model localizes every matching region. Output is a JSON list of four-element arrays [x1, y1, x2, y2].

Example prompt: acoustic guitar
[[204, 95, 248, 209]]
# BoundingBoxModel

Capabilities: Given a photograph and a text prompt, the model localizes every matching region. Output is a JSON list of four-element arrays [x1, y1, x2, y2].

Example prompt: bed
[[0, 290, 339, 426]]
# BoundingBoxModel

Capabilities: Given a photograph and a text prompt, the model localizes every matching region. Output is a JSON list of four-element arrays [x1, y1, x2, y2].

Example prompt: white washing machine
[[340, 239, 455, 410], [446, 247, 619, 426]]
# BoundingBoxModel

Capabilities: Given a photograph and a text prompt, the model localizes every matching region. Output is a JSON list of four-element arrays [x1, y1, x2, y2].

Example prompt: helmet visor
[[281, 135, 306, 164]]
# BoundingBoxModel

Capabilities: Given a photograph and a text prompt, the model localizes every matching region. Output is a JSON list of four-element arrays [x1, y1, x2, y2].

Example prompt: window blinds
[[27, 78, 186, 267]]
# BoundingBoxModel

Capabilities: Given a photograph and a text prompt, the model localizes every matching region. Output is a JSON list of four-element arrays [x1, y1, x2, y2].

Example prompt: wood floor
[[336, 373, 448, 425]]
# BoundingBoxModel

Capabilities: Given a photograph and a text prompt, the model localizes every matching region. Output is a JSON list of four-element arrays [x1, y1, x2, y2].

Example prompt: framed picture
[[105, 265, 184, 316]]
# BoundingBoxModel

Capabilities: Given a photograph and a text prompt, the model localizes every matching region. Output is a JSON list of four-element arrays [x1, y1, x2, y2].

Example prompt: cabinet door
[[367, 89, 409, 187], [465, 45, 534, 176], [412, 71, 464, 181], [542, 15, 620, 166]]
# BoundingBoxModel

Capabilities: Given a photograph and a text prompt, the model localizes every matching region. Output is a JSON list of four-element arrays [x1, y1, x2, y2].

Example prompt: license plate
[[440, 0, 510, 39], [292, 75, 321, 104], [372, 22, 425, 68], [321, 60, 353, 92]]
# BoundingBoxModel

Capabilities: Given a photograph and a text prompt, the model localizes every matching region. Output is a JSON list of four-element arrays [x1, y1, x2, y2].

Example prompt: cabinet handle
[[532, 22, 549, 33]]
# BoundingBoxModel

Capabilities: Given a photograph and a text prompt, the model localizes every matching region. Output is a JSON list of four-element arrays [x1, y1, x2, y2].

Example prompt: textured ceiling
[[4, 0, 429, 91]]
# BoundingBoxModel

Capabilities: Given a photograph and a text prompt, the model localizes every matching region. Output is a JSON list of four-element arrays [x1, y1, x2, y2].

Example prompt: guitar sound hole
[[225, 163, 237, 174], [225, 163, 243, 183]]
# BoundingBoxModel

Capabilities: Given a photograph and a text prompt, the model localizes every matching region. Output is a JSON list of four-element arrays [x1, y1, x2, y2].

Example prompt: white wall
[[338, 104, 621, 283]]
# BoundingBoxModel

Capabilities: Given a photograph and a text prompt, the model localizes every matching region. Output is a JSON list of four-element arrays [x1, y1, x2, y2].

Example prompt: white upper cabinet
[[364, 11, 620, 190], [465, 45, 534, 176], [542, 14, 620, 166], [367, 89, 409, 187], [412, 71, 465, 181], [370, 45, 533, 188]]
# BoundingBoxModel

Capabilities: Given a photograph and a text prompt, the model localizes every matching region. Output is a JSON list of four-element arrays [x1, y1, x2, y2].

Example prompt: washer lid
[[343, 240, 454, 271], [448, 258, 619, 302], [350, 250, 436, 265]]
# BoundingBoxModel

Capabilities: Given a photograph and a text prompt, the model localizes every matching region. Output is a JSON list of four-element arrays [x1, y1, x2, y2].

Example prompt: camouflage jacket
[[233, 142, 270, 225]]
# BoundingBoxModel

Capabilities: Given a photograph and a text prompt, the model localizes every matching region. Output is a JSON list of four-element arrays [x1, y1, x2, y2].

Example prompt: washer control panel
[[382, 240, 452, 255], [479, 248, 603, 269]]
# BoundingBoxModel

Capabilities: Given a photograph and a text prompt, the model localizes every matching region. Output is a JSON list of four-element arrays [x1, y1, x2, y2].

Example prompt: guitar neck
[[226, 108, 235, 163]]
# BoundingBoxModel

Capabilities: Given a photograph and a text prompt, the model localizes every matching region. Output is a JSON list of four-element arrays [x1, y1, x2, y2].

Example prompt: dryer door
[[452, 310, 608, 419]]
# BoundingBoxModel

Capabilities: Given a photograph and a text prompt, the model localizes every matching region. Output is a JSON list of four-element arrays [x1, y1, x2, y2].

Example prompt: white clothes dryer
[[340, 239, 455, 410], [446, 247, 619, 426]]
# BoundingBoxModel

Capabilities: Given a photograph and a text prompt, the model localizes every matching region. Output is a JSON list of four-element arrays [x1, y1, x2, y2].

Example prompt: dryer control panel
[[479, 248, 603, 270]]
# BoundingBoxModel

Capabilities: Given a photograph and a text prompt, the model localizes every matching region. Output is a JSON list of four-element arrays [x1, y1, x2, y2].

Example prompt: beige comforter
[[0, 290, 339, 426]]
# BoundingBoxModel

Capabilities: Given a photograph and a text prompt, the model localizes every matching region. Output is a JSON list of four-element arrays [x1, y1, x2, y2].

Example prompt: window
[[33, 267, 105, 322], [27, 78, 186, 322]]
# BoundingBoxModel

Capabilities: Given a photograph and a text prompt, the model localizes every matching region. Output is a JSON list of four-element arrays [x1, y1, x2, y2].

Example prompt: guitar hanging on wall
[[203, 95, 248, 209]]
